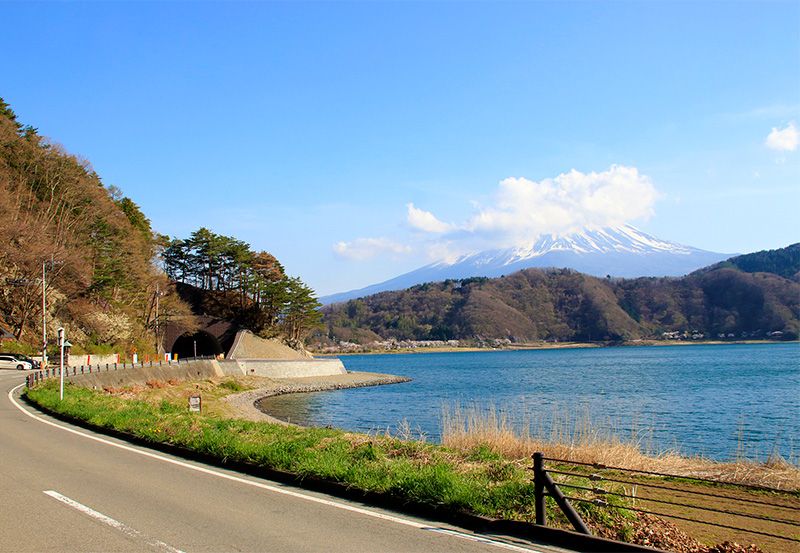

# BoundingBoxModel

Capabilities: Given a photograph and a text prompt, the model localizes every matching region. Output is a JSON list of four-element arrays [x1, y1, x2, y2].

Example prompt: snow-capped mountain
[[321, 225, 734, 304]]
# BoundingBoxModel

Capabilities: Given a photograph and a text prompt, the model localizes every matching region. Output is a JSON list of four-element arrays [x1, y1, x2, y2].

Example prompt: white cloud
[[334, 165, 662, 264], [424, 241, 468, 264], [462, 165, 659, 246], [406, 203, 454, 233], [765, 122, 799, 152], [333, 238, 412, 261]]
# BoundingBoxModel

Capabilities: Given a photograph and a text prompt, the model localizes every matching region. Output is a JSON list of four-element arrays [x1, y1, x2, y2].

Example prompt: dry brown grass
[[101, 376, 271, 418], [440, 404, 800, 491]]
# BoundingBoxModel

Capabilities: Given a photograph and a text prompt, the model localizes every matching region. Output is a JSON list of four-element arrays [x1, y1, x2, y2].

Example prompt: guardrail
[[24, 356, 218, 388], [532, 453, 800, 547]]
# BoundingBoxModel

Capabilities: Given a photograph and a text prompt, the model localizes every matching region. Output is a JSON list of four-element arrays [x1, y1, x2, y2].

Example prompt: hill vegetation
[[319, 245, 800, 346], [697, 243, 800, 281], [0, 98, 194, 355], [0, 98, 319, 356], [163, 228, 322, 346]]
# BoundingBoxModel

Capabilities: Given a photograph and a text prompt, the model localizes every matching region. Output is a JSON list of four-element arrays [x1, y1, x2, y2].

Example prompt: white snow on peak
[[432, 225, 695, 268], [498, 225, 693, 265], [456, 225, 695, 266]]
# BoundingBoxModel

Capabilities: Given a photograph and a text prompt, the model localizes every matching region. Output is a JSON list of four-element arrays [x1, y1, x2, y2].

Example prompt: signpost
[[188, 395, 201, 413], [57, 327, 64, 400]]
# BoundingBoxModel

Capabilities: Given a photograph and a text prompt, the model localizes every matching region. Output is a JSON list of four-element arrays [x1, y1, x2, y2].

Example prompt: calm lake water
[[258, 343, 800, 462]]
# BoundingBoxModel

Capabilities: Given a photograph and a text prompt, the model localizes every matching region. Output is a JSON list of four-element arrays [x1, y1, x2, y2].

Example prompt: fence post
[[533, 452, 546, 526], [544, 467, 591, 534]]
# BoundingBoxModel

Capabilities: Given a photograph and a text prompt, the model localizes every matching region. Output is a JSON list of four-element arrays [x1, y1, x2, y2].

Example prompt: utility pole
[[155, 283, 160, 356], [42, 261, 47, 368]]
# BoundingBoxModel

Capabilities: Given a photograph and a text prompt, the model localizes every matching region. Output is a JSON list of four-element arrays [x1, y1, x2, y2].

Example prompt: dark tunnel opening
[[171, 331, 223, 359]]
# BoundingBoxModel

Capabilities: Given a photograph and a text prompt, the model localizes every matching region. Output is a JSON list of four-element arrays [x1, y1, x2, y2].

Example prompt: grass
[[440, 403, 800, 553], [440, 403, 800, 491], [25, 380, 800, 552], [25, 380, 555, 523]]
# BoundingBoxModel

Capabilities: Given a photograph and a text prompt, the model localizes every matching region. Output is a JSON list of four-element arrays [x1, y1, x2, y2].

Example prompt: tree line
[[0, 97, 192, 354], [0, 97, 319, 354], [319, 258, 800, 345], [162, 228, 321, 345]]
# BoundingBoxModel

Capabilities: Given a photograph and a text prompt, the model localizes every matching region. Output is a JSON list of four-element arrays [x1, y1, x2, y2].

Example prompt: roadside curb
[[21, 392, 664, 553]]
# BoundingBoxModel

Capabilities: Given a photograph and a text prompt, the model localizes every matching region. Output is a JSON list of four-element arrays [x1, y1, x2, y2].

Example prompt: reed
[[440, 402, 800, 491]]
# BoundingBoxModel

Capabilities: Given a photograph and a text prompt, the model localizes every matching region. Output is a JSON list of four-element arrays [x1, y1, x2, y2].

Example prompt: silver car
[[0, 355, 32, 370]]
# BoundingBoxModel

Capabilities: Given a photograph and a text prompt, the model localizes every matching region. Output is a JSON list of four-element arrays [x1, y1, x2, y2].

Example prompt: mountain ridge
[[322, 225, 734, 304], [318, 242, 800, 346]]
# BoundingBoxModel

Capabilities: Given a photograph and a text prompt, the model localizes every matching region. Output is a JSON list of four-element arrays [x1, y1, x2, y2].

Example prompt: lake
[[258, 342, 800, 462]]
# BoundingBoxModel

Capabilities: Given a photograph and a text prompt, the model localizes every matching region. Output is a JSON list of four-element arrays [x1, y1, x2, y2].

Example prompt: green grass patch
[[23, 381, 635, 532]]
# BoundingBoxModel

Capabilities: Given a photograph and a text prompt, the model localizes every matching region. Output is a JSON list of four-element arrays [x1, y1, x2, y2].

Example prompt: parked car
[[0, 353, 40, 370], [0, 351, 42, 370], [0, 355, 32, 371], [10, 353, 39, 369]]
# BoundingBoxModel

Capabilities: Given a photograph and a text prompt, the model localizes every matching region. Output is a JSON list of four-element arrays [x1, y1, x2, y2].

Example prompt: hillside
[[0, 98, 197, 355], [697, 243, 800, 281], [0, 99, 320, 356], [318, 245, 800, 345]]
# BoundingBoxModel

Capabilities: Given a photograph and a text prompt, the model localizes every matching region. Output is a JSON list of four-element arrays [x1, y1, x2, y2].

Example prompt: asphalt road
[[0, 371, 571, 553]]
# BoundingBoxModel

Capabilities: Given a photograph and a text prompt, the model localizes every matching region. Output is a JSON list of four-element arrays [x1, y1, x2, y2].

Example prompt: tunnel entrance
[[172, 331, 224, 359]]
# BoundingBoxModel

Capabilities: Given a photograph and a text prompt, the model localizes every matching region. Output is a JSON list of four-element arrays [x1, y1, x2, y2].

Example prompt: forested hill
[[320, 244, 800, 345], [0, 98, 320, 355], [0, 98, 192, 352], [696, 243, 800, 281]]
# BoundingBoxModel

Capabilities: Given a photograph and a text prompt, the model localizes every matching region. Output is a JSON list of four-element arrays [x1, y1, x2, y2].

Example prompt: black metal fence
[[532, 453, 800, 547]]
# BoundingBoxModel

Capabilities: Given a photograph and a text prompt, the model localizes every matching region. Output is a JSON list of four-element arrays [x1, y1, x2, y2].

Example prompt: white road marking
[[424, 527, 539, 551], [44, 490, 186, 553], [11, 383, 542, 553]]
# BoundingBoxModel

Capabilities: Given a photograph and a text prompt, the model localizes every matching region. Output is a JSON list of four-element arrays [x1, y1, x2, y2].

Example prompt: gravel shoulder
[[223, 371, 411, 424]]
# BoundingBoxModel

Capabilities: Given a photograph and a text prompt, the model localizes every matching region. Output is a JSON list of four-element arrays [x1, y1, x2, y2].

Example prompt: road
[[0, 371, 570, 553]]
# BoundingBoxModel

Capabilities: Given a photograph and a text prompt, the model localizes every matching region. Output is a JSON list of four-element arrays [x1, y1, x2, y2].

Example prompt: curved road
[[0, 371, 568, 553]]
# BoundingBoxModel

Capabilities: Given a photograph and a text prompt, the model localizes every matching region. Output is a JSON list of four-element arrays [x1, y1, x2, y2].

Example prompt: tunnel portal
[[171, 331, 224, 359]]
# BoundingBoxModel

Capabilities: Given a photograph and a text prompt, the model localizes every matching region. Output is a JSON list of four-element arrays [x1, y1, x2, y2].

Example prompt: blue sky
[[3, 1, 798, 295]]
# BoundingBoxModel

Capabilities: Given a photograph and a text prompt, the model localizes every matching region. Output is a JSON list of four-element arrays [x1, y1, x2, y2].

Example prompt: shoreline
[[223, 371, 411, 424], [313, 338, 796, 356]]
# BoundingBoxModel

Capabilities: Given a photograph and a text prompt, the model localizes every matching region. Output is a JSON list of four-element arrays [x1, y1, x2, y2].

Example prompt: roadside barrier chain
[[554, 481, 800, 527], [552, 493, 800, 544], [544, 456, 792, 494], [546, 468, 800, 511]]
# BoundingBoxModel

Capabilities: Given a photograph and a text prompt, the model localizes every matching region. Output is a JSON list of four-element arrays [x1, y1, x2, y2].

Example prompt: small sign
[[188, 395, 201, 413]]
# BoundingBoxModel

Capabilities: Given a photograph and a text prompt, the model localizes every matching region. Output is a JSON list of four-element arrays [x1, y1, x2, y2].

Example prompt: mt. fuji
[[321, 225, 734, 304]]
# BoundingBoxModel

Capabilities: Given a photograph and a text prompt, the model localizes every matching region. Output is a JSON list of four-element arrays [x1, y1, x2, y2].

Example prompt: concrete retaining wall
[[71, 354, 121, 367], [55, 357, 346, 388], [64, 359, 222, 389], [231, 358, 346, 378]]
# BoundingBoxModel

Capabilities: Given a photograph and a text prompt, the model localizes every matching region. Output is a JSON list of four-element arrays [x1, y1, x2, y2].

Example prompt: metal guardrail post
[[533, 452, 546, 526], [532, 453, 592, 535]]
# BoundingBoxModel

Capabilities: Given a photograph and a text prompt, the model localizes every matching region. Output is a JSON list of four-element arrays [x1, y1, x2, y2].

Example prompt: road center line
[[11, 383, 541, 553], [44, 490, 186, 553]]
